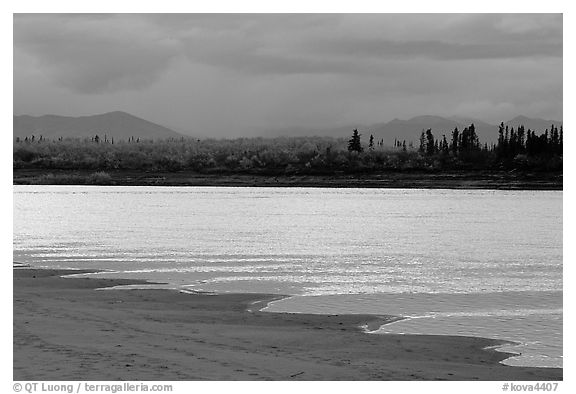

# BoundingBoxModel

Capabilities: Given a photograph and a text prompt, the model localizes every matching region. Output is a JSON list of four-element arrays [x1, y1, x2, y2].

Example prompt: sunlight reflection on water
[[14, 185, 562, 367]]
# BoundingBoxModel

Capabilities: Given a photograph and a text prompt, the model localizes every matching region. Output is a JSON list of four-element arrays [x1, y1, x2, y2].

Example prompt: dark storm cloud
[[305, 39, 562, 61], [172, 13, 562, 75], [13, 13, 562, 136], [14, 14, 180, 93], [15, 13, 563, 87]]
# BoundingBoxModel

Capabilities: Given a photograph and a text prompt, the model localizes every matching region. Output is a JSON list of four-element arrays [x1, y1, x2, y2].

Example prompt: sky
[[13, 13, 563, 137]]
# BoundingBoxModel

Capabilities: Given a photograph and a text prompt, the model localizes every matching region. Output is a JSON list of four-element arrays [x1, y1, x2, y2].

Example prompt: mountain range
[[266, 115, 563, 145], [14, 112, 562, 144], [13, 111, 183, 141]]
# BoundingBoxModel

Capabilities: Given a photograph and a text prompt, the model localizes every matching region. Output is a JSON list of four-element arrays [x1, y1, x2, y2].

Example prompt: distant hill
[[13, 111, 183, 140], [265, 115, 561, 146], [366, 115, 497, 145], [14, 111, 561, 144], [265, 115, 497, 144], [504, 116, 563, 134]]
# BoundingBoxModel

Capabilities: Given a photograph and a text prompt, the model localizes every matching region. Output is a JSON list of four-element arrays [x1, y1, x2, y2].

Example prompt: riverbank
[[13, 267, 562, 380], [13, 169, 562, 190]]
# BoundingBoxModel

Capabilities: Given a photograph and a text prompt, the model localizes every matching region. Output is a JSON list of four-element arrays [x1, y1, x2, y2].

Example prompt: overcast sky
[[13, 13, 562, 137]]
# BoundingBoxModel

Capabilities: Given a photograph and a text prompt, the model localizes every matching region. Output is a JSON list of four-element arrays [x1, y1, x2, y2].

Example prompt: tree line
[[407, 122, 562, 170], [14, 122, 562, 174]]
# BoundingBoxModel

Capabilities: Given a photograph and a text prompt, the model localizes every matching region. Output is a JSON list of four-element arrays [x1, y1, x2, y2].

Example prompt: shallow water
[[13, 185, 562, 367], [263, 291, 562, 368]]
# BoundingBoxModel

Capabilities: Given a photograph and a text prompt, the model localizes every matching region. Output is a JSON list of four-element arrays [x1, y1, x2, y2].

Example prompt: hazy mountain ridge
[[366, 116, 497, 145], [14, 112, 561, 144], [13, 111, 183, 140], [504, 116, 563, 134], [267, 115, 562, 145]]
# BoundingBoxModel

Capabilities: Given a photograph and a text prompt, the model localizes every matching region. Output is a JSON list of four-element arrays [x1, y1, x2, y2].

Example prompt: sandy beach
[[13, 169, 563, 190], [13, 267, 563, 381]]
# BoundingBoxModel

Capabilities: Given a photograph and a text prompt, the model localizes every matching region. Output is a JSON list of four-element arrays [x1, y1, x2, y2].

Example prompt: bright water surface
[[13, 186, 562, 368]]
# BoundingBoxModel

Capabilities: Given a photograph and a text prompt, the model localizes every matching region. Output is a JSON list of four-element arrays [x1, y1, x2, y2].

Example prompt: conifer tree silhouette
[[347, 129, 363, 153]]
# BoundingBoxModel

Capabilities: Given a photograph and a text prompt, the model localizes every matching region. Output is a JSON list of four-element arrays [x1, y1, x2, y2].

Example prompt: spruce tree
[[452, 127, 459, 155], [348, 129, 363, 153], [419, 131, 426, 154], [425, 129, 435, 155]]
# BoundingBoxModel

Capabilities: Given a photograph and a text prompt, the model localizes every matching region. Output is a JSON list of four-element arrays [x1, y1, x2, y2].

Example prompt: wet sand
[[13, 168, 563, 190], [13, 268, 563, 381]]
